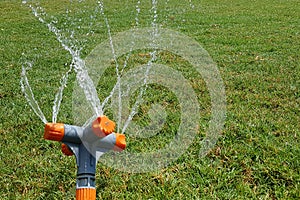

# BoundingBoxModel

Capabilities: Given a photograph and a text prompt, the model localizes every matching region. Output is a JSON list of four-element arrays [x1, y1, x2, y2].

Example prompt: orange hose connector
[[76, 188, 96, 200]]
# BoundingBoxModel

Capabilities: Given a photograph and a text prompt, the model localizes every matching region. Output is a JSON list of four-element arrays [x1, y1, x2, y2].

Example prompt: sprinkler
[[44, 115, 126, 200]]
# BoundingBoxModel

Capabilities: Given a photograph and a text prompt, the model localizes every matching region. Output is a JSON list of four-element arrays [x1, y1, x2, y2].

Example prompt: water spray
[[44, 115, 126, 200]]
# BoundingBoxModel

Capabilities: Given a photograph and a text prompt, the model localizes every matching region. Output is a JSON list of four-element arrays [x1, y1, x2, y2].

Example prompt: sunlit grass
[[0, 0, 299, 199]]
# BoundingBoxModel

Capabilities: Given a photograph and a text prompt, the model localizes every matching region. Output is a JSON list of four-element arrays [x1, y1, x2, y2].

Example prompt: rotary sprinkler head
[[44, 116, 126, 200]]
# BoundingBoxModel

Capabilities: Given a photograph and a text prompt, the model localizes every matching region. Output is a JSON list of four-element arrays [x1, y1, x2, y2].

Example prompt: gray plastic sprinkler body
[[44, 116, 126, 200]]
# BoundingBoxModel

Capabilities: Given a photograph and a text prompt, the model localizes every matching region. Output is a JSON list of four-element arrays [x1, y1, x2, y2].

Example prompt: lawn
[[0, 0, 299, 199]]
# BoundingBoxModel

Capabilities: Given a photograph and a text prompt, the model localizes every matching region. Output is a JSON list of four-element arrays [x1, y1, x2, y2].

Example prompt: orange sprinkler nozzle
[[92, 115, 115, 137], [61, 143, 74, 156], [44, 123, 65, 141], [113, 133, 126, 152]]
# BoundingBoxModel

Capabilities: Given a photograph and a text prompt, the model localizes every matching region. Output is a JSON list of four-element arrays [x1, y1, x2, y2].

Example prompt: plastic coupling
[[76, 188, 96, 200]]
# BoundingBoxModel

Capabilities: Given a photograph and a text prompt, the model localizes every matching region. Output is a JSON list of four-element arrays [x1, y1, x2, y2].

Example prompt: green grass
[[1, 0, 299, 199]]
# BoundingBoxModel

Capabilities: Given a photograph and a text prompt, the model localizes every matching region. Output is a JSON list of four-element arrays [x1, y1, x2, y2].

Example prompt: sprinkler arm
[[44, 116, 126, 200]]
